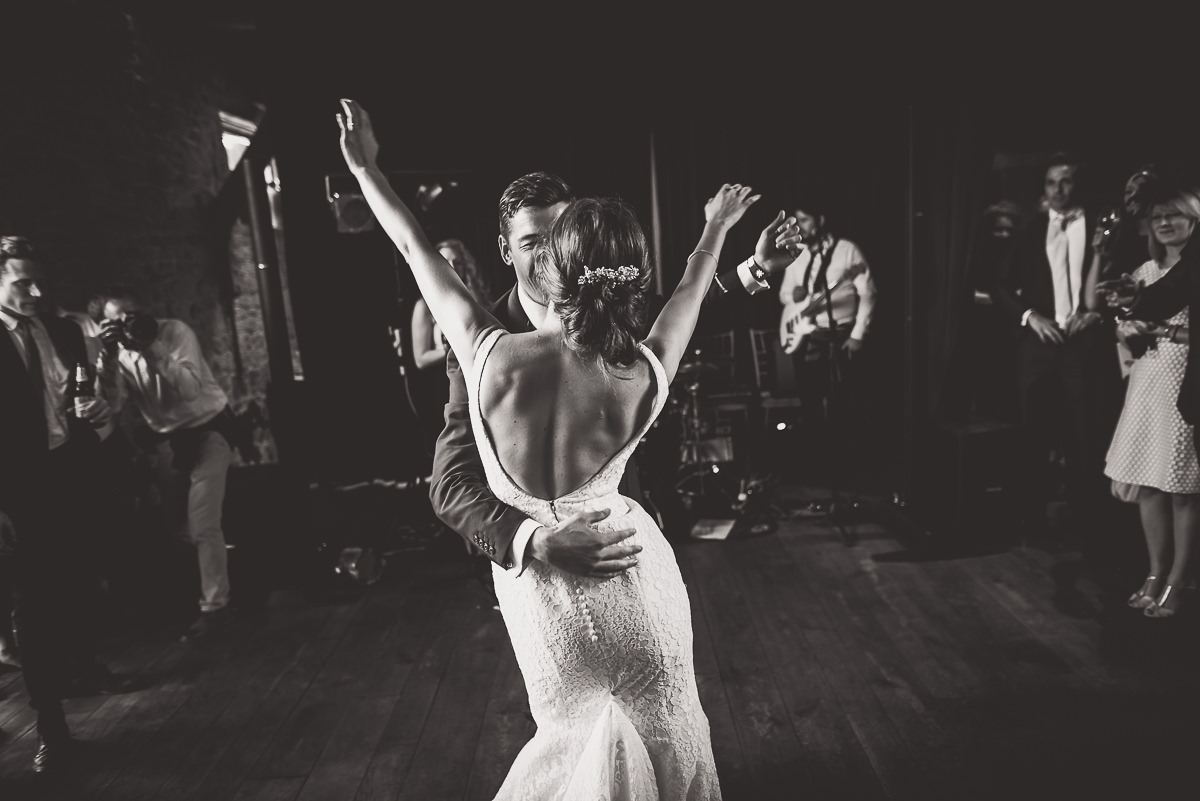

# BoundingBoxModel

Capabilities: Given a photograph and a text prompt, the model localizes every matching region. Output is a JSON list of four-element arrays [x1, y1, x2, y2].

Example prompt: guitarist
[[776, 202, 877, 503], [778, 202, 876, 361]]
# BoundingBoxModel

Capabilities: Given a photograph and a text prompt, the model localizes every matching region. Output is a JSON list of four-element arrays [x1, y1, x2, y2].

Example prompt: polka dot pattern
[[1106, 260, 1200, 494]]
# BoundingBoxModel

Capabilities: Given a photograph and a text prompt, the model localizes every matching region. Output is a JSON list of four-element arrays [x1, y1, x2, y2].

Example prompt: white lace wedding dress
[[467, 328, 722, 801]]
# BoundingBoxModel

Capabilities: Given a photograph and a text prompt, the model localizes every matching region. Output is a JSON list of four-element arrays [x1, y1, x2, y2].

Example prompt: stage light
[[415, 180, 459, 212], [776, 422, 788, 431], [711, 465, 720, 474]]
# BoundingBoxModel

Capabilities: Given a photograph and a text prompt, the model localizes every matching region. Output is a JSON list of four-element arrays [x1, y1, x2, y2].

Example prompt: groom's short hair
[[498, 172, 574, 236]]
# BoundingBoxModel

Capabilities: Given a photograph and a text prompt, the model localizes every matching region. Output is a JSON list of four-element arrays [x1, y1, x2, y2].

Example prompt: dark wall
[[257, 20, 659, 483], [1, 4, 248, 419]]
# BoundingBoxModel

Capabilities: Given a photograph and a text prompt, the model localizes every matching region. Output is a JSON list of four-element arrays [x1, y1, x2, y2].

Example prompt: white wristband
[[737, 257, 770, 295]]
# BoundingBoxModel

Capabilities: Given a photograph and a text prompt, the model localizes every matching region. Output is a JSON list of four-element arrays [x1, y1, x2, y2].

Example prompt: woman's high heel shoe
[[1128, 575, 1161, 610], [1144, 581, 1196, 618]]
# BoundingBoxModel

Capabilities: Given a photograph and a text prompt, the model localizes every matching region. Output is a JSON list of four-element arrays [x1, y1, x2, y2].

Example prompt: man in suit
[[990, 153, 1112, 541], [0, 235, 113, 776], [429, 173, 799, 579]]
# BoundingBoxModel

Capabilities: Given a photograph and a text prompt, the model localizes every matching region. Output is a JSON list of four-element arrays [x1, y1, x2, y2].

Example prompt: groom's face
[[499, 202, 569, 298]]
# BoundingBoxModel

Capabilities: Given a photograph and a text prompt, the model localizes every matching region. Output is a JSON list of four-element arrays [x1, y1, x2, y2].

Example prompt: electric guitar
[[779, 263, 866, 354]]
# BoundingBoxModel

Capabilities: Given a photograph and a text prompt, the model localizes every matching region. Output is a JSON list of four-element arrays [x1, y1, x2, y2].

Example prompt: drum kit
[[638, 348, 776, 532]]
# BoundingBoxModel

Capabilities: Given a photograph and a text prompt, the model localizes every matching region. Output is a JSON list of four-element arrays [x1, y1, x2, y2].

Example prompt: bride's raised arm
[[643, 184, 759, 383], [337, 98, 499, 377]]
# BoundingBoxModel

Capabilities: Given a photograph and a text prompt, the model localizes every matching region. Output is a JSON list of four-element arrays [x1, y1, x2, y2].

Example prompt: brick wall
[[2, 5, 276, 464]]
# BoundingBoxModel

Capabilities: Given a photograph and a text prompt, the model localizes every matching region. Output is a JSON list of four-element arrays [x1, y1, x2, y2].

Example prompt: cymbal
[[677, 361, 718, 375]]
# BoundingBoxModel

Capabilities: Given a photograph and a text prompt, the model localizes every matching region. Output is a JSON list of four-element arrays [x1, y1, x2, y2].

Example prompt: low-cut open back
[[462, 326, 721, 800], [468, 327, 668, 504]]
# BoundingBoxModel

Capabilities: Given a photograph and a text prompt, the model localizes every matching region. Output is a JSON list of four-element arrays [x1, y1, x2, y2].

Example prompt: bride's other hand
[[530, 508, 642, 578], [704, 183, 761, 230], [337, 98, 380, 173]]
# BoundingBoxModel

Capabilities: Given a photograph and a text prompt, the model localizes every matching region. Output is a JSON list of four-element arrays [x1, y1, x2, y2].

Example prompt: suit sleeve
[[428, 345, 532, 569], [989, 236, 1030, 323]]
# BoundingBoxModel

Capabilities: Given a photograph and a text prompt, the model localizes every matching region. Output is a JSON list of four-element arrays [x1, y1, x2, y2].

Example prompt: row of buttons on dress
[[576, 584, 600, 643]]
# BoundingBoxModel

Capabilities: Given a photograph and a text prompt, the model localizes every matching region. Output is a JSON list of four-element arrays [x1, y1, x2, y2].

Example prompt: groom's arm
[[429, 346, 643, 579], [710, 256, 772, 298], [429, 347, 538, 571]]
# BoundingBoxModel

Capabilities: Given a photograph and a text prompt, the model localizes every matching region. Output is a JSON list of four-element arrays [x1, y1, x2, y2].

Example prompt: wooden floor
[[2, 483, 1198, 801]]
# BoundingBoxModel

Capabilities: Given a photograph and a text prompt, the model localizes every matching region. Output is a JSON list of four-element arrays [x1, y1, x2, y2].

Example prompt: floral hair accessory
[[578, 265, 639, 286]]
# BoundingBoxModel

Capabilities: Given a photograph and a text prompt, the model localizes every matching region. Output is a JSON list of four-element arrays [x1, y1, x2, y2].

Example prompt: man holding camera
[[95, 286, 236, 639]]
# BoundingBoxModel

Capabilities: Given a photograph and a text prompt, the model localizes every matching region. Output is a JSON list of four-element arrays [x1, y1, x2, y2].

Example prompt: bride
[[338, 98, 757, 800]]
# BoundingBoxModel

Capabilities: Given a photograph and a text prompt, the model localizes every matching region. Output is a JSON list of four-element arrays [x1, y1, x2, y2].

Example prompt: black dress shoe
[[33, 737, 75, 777]]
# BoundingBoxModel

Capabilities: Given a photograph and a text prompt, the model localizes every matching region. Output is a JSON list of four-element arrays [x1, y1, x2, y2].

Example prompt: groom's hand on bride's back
[[529, 509, 641, 579]]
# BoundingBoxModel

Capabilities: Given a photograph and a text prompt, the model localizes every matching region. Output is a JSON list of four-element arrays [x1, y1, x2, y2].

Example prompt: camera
[[106, 314, 159, 350]]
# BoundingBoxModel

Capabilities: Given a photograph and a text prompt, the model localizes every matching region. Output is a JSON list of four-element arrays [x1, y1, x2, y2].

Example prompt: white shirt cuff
[[737, 258, 770, 295], [508, 518, 541, 576], [1020, 308, 1035, 327]]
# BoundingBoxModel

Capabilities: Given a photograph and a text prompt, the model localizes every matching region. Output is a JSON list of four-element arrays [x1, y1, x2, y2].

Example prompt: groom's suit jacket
[[429, 286, 652, 568]]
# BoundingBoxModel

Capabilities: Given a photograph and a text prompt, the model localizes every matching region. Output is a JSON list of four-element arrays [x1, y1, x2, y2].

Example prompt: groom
[[429, 172, 799, 578]]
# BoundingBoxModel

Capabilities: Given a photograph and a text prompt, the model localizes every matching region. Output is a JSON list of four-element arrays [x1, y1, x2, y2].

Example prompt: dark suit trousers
[[5, 438, 101, 741], [1015, 327, 1109, 529], [792, 326, 859, 482]]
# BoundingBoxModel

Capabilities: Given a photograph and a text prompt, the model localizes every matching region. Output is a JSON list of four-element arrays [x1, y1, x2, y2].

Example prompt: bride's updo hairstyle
[[535, 197, 651, 369]]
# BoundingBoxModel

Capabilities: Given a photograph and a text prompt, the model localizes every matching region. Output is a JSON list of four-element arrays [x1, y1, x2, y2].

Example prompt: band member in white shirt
[[776, 201, 877, 509]]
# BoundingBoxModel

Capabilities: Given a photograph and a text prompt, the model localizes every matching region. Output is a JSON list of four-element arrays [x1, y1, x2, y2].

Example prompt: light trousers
[[158, 430, 233, 612]]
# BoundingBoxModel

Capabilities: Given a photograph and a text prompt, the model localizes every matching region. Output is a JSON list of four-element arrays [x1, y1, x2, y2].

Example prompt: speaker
[[929, 420, 1023, 541]]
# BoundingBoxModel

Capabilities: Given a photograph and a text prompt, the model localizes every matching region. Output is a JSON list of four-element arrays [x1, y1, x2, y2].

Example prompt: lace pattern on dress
[[464, 327, 722, 801]]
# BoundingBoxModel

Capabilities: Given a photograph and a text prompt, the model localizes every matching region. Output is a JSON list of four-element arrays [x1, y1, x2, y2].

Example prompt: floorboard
[[2, 479, 1197, 800]]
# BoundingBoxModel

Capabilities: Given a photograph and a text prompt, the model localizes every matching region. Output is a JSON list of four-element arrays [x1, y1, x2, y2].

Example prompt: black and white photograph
[[1, 4, 1197, 799]]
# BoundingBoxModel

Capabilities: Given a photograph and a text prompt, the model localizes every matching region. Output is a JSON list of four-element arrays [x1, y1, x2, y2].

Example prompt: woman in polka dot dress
[[1103, 184, 1200, 617]]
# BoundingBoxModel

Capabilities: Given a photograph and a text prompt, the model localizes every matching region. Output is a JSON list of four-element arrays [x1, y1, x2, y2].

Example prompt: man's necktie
[[13, 316, 49, 445], [1048, 215, 1074, 325]]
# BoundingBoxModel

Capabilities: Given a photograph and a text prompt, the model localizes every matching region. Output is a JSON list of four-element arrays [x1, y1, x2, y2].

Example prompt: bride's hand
[[704, 183, 761, 230], [336, 98, 380, 173]]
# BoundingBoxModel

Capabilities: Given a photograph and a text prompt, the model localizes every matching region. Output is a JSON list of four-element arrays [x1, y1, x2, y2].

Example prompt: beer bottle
[[71, 362, 95, 417]]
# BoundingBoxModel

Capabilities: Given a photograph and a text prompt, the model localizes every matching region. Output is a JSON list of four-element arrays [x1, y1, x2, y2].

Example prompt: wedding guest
[[1102, 183, 1200, 617]]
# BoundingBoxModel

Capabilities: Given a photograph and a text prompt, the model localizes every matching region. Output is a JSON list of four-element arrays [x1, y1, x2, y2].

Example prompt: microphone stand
[[811, 240, 854, 546]]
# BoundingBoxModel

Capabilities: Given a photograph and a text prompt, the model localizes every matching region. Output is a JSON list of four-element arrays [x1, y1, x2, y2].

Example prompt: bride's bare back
[[478, 329, 657, 501]]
